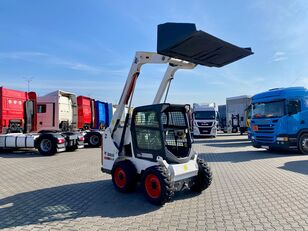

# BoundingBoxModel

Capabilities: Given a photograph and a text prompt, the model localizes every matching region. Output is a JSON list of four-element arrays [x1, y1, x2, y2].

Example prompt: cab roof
[[252, 87, 307, 103]]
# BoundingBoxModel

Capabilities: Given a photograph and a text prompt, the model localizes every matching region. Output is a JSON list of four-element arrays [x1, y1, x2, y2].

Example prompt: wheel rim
[[145, 174, 161, 199], [301, 137, 308, 151], [90, 135, 99, 145], [40, 139, 52, 152], [114, 167, 126, 189]]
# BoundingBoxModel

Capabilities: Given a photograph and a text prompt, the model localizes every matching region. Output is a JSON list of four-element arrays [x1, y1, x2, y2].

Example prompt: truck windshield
[[194, 111, 215, 120], [252, 101, 285, 118]]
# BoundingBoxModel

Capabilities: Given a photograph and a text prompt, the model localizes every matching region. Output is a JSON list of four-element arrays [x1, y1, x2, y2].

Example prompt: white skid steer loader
[[101, 23, 253, 205]]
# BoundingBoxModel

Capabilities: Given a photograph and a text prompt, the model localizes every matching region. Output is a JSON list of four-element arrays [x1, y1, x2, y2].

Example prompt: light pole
[[23, 77, 34, 92]]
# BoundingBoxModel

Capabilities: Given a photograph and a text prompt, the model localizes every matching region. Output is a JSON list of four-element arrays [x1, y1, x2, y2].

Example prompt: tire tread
[[191, 158, 213, 192]]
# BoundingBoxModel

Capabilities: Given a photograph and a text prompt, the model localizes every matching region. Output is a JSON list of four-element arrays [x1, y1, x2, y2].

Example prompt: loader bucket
[[157, 23, 253, 67]]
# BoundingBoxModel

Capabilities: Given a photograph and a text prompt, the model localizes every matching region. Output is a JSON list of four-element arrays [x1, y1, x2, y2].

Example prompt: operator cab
[[131, 103, 193, 164]]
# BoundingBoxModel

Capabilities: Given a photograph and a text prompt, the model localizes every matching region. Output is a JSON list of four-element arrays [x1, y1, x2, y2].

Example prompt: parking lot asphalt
[[0, 134, 308, 231]]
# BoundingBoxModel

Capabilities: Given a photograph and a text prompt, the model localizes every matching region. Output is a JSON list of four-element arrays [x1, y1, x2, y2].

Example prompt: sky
[[1, 0, 308, 106]]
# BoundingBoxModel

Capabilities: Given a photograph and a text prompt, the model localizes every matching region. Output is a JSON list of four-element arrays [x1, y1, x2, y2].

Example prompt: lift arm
[[153, 59, 196, 104], [110, 52, 170, 135]]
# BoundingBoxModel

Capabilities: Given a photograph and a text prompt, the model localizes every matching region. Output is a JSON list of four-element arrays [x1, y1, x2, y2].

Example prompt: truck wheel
[[112, 160, 137, 193], [141, 166, 174, 206], [191, 158, 213, 192], [38, 138, 56, 156], [298, 134, 308, 154], [89, 134, 101, 147]]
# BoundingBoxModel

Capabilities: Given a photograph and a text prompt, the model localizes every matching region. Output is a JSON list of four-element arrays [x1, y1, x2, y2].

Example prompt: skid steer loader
[[101, 23, 253, 205]]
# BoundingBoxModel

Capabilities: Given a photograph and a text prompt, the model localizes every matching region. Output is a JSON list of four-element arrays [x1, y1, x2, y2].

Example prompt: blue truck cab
[[250, 87, 308, 154], [94, 101, 112, 129]]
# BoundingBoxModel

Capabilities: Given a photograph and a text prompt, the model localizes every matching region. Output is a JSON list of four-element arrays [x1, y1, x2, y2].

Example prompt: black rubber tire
[[141, 165, 174, 206], [37, 137, 57, 156], [191, 158, 213, 192], [298, 133, 308, 154], [88, 134, 101, 147], [111, 160, 137, 193]]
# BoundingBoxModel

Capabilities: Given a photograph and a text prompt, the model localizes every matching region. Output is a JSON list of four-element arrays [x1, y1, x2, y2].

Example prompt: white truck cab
[[37, 90, 78, 131], [192, 103, 218, 137], [37, 90, 83, 151]]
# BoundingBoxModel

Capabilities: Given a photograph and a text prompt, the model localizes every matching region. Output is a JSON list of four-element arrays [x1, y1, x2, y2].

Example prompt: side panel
[[102, 129, 119, 171], [77, 96, 92, 129], [59, 95, 73, 124], [170, 159, 198, 182], [37, 103, 55, 130], [95, 101, 107, 129], [0, 87, 28, 133], [0, 89, 2, 132], [27, 92, 38, 132], [108, 103, 113, 127], [286, 98, 308, 136]]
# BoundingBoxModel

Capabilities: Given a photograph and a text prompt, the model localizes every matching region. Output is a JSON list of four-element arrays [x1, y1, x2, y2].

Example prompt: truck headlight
[[276, 137, 288, 142]]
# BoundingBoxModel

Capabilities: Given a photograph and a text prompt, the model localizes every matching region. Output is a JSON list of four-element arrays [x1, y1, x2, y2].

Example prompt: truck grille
[[255, 124, 275, 134], [197, 122, 213, 126], [255, 124, 275, 143], [198, 128, 211, 134], [255, 135, 275, 143]]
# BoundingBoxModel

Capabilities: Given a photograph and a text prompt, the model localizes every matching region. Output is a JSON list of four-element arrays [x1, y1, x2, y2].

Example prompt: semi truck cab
[[37, 90, 84, 151], [192, 103, 218, 137], [0, 87, 37, 133], [250, 87, 308, 154], [77, 97, 112, 147]]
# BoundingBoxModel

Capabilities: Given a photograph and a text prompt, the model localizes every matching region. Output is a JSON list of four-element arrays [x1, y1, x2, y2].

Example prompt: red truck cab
[[0, 87, 37, 133], [77, 96, 95, 130]]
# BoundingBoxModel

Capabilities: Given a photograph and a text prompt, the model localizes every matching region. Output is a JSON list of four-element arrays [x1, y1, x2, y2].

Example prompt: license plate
[[261, 145, 269, 149], [70, 135, 77, 139]]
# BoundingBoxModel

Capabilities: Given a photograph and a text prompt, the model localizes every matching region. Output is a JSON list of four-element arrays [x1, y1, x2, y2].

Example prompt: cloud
[[272, 51, 287, 62], [0, 51, 127, 75]]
